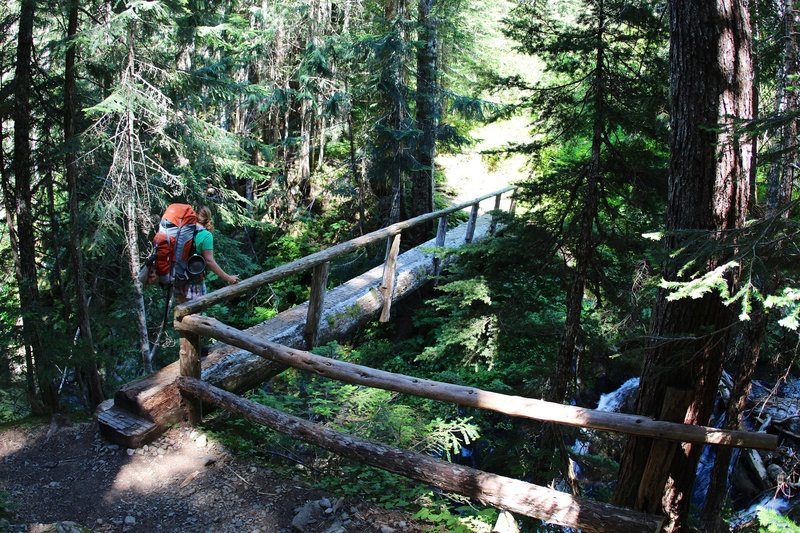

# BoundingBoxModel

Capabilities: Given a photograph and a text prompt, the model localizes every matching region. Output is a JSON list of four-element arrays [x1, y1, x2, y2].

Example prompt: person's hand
[[227, 274, 240, 284]]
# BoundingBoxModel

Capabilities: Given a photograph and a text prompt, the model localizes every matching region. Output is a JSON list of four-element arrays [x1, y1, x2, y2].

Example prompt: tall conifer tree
[[503, 0, 669, 405], [613, 0, 754, 530]]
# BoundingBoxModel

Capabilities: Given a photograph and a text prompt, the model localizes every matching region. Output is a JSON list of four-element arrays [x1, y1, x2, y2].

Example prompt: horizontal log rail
[[174, 314, 778, 451], [174, 186, 515, 318], [177, 376, 666, 533]]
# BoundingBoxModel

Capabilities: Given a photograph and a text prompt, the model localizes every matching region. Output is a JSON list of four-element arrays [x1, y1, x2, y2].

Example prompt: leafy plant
[[414, 503, 498, 532], [737, 506, 800, 532], [0, 490, 16, 530]]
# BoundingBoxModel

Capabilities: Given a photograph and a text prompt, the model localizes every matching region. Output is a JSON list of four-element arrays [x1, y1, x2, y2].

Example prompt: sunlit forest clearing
[[0, 0, 799, 531]]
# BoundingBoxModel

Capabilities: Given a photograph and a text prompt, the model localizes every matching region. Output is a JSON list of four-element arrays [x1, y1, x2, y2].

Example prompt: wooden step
[[97, 404, 161, 449]]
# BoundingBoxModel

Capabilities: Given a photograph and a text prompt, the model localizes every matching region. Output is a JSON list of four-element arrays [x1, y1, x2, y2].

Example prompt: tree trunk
[[551, 0, 604, 406], [768, 0, 799, 214], [65, 0, 104, 408], [410, 0, 438, 244], [123, 35, 153, 374], [127, 157, 152, 375], [613, 0, 753, 530], [12, 0, 50, 414], [701, 3, 797, 528]]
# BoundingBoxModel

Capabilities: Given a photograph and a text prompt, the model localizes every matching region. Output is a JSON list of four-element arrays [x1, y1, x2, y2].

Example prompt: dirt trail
[[0, 420, 425, 532]]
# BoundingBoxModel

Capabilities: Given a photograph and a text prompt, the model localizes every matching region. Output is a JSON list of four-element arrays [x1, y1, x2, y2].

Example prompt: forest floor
[[0, 419, 429, 533]]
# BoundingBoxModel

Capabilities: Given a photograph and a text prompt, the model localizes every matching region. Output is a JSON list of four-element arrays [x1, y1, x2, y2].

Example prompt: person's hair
[[196, 205, 214, 231]]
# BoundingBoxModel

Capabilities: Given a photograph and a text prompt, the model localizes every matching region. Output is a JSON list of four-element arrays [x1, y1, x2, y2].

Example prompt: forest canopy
[[0, 0, 798, 531]]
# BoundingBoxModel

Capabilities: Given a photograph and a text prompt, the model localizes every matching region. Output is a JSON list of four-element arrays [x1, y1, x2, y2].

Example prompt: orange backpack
[[152, 204, 204, 287]]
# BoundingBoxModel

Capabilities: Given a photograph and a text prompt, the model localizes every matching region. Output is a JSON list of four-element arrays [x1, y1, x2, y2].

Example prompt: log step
[[97, 404, 161, 449]]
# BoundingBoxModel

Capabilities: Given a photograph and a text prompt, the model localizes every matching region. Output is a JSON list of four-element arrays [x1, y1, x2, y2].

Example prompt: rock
[[196, 434, 207, 448], [322, 522, 345, 533], [53, 522, 91, 533], [319, 497, 331, 509], [292, 502, 318, 531], [126, 448, 135, 456], [380, 526, 396, 533], [767, 463, 786, 485], [203, 456, 217, 467], [493, 510, 519, 533], [124, 515, 136, 526]]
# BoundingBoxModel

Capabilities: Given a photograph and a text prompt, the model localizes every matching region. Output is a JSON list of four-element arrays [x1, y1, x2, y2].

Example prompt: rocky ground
[[0, 419, 428, 533]]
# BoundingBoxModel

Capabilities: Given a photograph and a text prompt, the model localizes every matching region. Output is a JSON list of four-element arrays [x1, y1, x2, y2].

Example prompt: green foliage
[[0, 489, 16, 530], [737, 507, 800, 532], [414, 504, 499, 532], [662, 261, 741, 302], [316, 463, 421, 509], [249, 346, 480, 459], [765, 288, 800, 330], [0, 387, 29, 425]]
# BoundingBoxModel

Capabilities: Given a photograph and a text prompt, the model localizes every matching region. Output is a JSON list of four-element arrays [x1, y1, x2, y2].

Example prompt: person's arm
[[201, 248, 239, 284]]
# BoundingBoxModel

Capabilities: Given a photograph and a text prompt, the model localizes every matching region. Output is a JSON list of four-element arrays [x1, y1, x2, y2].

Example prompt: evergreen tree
[[613, 1, 754, 530], [5, 0, 51, 413], [501, 0, 669, 405], [410, 0, 438, 243]]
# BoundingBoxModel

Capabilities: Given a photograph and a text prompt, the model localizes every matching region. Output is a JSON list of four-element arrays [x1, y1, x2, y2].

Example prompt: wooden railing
[[171, 186, 776, 532], [174, 186, 516, 421]]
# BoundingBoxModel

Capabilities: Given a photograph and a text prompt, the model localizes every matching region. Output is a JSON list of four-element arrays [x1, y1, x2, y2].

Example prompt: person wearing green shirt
[[175, 205, 239, 303]]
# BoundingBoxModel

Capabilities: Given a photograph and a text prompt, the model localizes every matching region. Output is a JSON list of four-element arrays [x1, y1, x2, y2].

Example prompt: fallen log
[[177, 377, 666, 533], [174, 314, 778, 451]]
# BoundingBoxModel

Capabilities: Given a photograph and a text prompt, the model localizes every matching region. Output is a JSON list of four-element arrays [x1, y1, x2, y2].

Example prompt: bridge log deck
[[99, 214, 496, 448]]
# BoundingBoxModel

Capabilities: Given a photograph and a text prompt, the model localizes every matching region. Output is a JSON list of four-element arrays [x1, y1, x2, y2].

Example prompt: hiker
[[174, 205, 239, 303]]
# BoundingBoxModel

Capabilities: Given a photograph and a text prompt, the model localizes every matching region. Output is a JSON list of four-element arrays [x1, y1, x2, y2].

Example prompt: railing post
[[433, 214, 448, 278], [179, 328, 202, 424], [305, 261, 330, 349], [464, 203, 479, 243], [379, 234, 402, 322], [490, 193, 503, 235], [509, 190, 517, 216]]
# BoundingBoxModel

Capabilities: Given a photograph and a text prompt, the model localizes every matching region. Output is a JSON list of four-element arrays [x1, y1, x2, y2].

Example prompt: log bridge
[[98, 187, 778, 532]]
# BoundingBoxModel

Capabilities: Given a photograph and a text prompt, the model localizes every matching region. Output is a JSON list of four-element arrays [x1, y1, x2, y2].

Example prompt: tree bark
[[65, 0, 104, 408], [12, 0, 49, 414], [701, 3, 797, 528], [410, 0, 438, 244], [613, 0, 753, 530]]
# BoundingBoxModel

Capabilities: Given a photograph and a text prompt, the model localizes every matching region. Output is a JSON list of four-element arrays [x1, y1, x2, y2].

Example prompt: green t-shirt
[[195, 229, 213, 253]]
